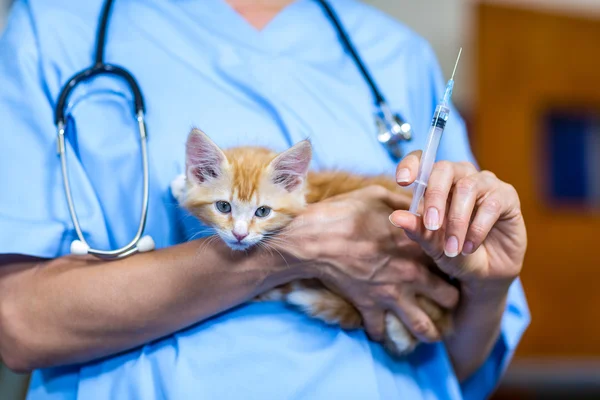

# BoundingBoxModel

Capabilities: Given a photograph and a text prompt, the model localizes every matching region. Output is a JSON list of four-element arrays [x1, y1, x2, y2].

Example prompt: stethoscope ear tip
[[71, 240, 90, 255], [137, 235, 156, 253]]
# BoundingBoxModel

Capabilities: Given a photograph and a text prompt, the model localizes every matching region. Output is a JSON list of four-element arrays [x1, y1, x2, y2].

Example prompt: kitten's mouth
[[217, 232, 260, 252], [226, 240, 252, 251]]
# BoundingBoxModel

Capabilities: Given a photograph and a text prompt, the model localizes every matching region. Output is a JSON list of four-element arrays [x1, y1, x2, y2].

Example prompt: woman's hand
[[389, 152, 527, 294], [389, 151, 527, 380], [275, 185, 460, 344]]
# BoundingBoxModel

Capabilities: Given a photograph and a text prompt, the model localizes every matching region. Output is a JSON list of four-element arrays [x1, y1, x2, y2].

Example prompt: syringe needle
[[408, 47, 463, 216], [450, 47, 462, 81]]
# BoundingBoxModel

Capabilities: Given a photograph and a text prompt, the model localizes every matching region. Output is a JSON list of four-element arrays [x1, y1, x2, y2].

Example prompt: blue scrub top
[[0, 0, 530, 399]]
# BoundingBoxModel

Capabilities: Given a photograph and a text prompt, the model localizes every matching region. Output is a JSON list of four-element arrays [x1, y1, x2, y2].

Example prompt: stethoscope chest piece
[[374, 102, 413, 161]]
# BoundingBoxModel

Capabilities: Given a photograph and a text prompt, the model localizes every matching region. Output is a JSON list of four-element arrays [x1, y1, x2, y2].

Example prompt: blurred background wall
[[1, 0, 599, 399]]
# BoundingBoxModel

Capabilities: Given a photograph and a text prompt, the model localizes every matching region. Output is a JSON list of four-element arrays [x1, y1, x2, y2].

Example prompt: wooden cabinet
[[476, 2, 600, 358], [474, 3, 600, 397]]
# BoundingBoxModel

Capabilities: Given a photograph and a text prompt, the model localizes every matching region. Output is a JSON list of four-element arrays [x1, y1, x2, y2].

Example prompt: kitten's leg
[[416, 295, 453, 335], [258, 284, 452, 358], [383, 297, 453, 357], [285, 281, 362, 330], [254, 283, 293, 302]]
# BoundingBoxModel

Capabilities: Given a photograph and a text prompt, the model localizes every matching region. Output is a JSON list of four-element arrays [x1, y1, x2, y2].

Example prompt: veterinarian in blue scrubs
[[0, 0, 529, 399]]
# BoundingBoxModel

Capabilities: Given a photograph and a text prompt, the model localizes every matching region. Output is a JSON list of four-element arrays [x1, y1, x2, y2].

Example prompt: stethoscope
[[55, 0, 414, 260]]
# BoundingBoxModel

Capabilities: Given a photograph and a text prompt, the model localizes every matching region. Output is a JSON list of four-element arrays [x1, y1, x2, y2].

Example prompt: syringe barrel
[[408, 104, 450, 214], [415, 125, 444, 184], [417, 104, 450, 182]]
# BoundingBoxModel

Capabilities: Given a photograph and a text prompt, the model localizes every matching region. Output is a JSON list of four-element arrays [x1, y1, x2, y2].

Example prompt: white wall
[[0, 0, 10, 32], [366, 0, 600, 109]]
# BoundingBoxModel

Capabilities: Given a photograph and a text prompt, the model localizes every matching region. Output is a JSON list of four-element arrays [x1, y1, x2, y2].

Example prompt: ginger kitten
[[171, 128, 452, 357]]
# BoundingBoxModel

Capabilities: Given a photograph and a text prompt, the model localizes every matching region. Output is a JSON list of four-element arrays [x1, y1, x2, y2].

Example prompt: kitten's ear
[[185, 128, 228, 184], [268, 140, 312, 191]]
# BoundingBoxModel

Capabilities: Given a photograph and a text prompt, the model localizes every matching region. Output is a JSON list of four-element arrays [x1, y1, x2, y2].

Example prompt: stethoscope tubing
[[56, 109, 151, 259], [55, 0, 152, 259]]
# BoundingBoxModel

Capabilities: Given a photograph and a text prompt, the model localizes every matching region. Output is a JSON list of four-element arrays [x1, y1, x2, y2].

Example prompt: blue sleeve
[[0, 1, 95, 258], [416, 42, 531, 398], [459, 279, 530, 399]]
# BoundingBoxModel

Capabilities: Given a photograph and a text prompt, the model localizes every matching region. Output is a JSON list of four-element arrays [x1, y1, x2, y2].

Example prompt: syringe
[[408, 48, 463, 216]]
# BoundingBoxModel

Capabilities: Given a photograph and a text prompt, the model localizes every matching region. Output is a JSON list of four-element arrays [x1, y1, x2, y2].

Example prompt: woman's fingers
[[461, 182, 511, 255], [395, 150, 422, 185], [359, 307, 386, 342], [392, 297, 441, 342], [422, 161, 477, 230], [444, 172, 499, 256], [413, 269, 460, 309], [391, 162, 506, 259], [421, 161, 454, 230], [389, 210, 443, 260], [443, 176, 478, 256]]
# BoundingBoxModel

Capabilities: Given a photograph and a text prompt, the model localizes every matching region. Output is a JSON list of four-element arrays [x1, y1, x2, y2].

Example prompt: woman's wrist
[[460, 275, 516, 306], [444, 277, 511, 381], [246, 245, 317, 295]]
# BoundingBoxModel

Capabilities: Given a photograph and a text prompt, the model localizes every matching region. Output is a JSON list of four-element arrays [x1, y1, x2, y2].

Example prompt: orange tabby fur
[[175, 128, 452, 357]]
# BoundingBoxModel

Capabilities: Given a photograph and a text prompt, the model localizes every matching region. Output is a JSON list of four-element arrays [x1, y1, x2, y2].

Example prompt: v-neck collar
[[215, 0, 304, 35], [173, 0, 322, 55]]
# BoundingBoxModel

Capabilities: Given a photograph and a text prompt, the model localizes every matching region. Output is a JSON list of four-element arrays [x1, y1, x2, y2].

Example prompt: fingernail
[[444, 236, 459, 257], [396, 168, 410, 183], [424, 207, 440, 230], [388, 214, 401, 228], [462, 241, 474, 255]]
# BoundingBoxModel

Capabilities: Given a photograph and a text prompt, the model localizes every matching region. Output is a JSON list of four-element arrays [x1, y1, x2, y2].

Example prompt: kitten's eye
[[255, 206, 271, 218], [215, 201, 232, 214]]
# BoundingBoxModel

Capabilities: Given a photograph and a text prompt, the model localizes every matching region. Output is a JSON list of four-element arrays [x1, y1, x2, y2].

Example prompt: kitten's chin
[[222, 238, 260, 251], [227, 242, 252, 251]]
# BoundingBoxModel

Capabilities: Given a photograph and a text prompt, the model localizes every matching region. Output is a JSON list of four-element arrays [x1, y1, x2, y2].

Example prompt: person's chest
[[48, 0, 408, 177], [40, 0, 418, 247]]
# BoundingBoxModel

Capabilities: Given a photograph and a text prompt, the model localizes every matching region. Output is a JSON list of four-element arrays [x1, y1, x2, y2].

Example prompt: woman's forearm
[[443, 282, 510, 382], [0, 240, 308, 372]]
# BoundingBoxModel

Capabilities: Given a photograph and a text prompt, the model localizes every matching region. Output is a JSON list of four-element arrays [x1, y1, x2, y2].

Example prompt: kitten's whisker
[[189, 230, 214, 241], [197, 234, 220, 255], [262, 237, 302, 257], [257, 241, 274, 257], [260, 241, 290, 269], [262, 233, 292, 242], [262, 230, 302, 242], [263, 238, 294, 249], [189, 228, 215, 238]]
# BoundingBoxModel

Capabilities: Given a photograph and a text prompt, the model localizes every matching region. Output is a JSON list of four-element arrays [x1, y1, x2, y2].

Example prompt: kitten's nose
[[232, 231, 248, 242]]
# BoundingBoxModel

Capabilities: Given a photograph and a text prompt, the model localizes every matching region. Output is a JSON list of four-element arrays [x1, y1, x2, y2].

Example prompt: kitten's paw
[[416, 296, 453, 336], [287, 287, 362, 329], [383, 313, 418, 357], [170, 173, 187, 204], [254, 287, 289, 302], [382, 299, 453, 358]]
